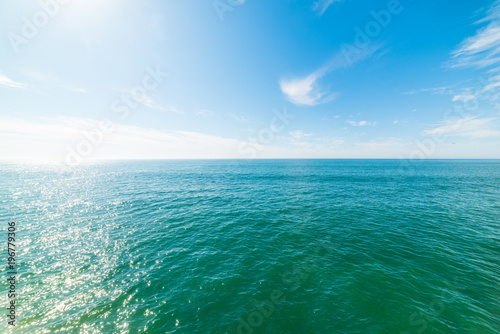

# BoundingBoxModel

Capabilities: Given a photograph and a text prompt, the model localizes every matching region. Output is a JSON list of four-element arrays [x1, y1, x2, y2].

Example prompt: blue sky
[[1, 0, 500, 161]]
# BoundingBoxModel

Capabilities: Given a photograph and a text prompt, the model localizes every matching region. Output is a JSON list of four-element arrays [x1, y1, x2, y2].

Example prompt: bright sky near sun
[[1, 0, 500, 161]]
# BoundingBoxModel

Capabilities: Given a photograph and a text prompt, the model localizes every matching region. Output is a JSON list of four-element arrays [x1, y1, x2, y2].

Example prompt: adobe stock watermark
[[64, 65, 168, 166], [237, 107, 295, 159], [213, 0, 245, 21], [400, 278, 466, 334], [7, 0, 72, 53], [234, 240, 336, 334], [341, 0, 409, 65]]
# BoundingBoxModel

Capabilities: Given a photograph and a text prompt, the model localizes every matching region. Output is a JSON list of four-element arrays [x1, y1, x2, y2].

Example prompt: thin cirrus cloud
[[403, 86, 457, 96], [445, 74, 500, 105], [312, 0, 343, 16], [168, 107, 185, 115], [21, 70, 91, 95], [289, 130, 312, 140], [121, 89, 165, 111], [424, 116, 500, 138], [452, 93, 476, 103], [195, 109, 213, 117], [347, 120, 376, 127], [0, 73, 26, 89], [450, 1, 500, 69], [450, 74, 500, 103], [279, 70, 336, 106], [229, 114, 248, 123], [280, 45, 381, 106]]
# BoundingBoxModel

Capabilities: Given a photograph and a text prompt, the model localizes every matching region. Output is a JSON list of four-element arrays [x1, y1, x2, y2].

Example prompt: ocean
[[1, 160, 499, 333]]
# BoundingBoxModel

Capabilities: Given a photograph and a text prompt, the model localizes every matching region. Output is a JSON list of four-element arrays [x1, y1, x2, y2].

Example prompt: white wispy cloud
[[322, 115, 341, 121], [168, 107, 185, 115], [424, 116, 500, 138], [22, 70, 89, 94], [443, 74, 500, 104], [0, 116, 83, 140], [347, 120, 376, 127], [280, 71, 335, 106], [312, 0, 342, 16], [195, 109, 213, 117], [229, 113, 248, 122], [451, 1, 500, 68], [280, 46, 380, 106], [452, 93, 476, 102], [403, 85, 457, 95], [481, 74, 500, 93], [289, 130, 312, 140], [0, 73, 26, 89], [406, 75, 500, 103], [122, 89, 165, 111], [66, 86, 90, 95]]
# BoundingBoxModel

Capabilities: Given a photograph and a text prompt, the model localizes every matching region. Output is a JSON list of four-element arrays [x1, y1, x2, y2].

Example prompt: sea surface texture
[[0, 160, 499, 334]]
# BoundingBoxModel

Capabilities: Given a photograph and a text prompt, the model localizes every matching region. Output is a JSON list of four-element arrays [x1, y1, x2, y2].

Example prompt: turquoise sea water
[[1, 160, 499, 333]]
